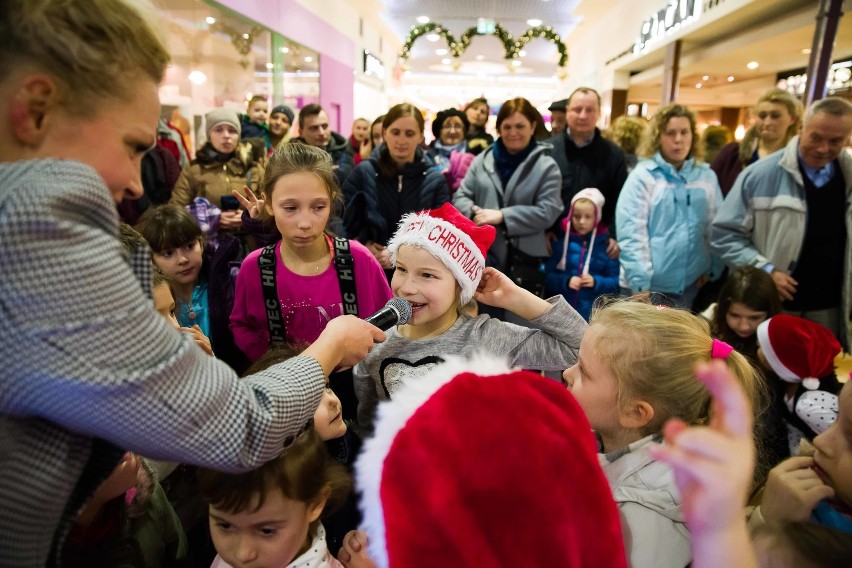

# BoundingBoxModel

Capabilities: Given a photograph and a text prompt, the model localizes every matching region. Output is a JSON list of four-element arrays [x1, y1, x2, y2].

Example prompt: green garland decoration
[[398, 22, 568, 68], [514, 26, 568, 67]]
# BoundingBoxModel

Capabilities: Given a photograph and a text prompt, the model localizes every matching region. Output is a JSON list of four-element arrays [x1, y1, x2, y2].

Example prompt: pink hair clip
[[711, 338, 734, 360]]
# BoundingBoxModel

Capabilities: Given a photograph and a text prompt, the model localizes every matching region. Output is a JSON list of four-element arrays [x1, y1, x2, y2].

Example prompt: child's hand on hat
[[476, 267, 553, 320], [761, 456, 834, 523]]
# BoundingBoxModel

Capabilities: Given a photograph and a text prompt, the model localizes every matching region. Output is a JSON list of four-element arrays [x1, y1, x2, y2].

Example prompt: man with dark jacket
[[547, 87, 627, 257], [292, 103, 355, 187]]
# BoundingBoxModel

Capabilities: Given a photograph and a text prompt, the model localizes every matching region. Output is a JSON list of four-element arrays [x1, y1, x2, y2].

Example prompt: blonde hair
[[589, 300, 763, 435], [610, 116, 646, 155], [0, 0, 170, 116], [639, 104, 702, 162]]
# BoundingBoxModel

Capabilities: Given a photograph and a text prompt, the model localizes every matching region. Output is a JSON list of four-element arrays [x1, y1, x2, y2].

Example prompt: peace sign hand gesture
[[232, 186, 265, 219]]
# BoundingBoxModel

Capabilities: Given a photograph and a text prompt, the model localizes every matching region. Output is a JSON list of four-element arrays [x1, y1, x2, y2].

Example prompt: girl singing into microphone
[[353, 203, 587, 434]]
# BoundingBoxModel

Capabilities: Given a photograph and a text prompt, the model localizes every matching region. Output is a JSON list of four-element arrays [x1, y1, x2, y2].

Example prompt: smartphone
[[220, 195, 240, 211]]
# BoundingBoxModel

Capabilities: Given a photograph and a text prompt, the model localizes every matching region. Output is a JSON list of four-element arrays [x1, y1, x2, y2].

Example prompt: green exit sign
[[477, 18, 496, 34]]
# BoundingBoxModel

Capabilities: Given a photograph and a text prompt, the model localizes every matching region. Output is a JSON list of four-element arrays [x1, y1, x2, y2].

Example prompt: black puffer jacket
[[291, 132, 355, 188], [342, 147, 449, 246], [547, 128, 627, 235]]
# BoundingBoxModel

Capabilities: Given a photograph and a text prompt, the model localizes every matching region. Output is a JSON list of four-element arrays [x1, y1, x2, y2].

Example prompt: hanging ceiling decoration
[[211, 22, 265, 69], [399, 22, 568, 68]]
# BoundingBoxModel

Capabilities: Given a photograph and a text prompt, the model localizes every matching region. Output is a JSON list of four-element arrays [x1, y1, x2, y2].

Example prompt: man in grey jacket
[[710, 97, 852, 348]]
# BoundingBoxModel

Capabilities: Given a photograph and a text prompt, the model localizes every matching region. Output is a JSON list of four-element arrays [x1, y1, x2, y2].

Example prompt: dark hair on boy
[[752, 521, 852, 568], [241, 344, 308, 378], [197, 429, 352, 523], [135, 204, 203, 253], [246, 95, 267, 109]]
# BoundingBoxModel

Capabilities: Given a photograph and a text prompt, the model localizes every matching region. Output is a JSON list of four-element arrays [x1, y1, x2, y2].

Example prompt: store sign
[[363, 50, 385, 80], [777, 59, 852, 96], [634, 0, 702, 53]]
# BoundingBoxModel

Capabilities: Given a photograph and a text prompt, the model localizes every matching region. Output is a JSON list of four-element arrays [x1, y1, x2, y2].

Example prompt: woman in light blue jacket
[[616, 104, 724, 308]]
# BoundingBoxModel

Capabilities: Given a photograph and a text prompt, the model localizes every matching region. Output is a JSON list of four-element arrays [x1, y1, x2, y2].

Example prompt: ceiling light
[[416, 15, 430, 24], [519, 50, 527, 57], [475, 55, 485, 61], [436, 48, 448, 56], [426, 33, 440, 42], [527, 19, 543, 26], [242, 33, 249, 39], [695, 83, 702, 89], [280, 47, 290, 53], [747, 61, 759, 69], [205, 16, 216, 25], [265, 62, 274, 69], [801, 48, 812, 54], [511, 60, 522, 67], [188, 70, 207, 85], [727, 75, 735, 82], [702, 75, 709, 81], [441, 58, 451, 65], [304, 56, 313, 63]]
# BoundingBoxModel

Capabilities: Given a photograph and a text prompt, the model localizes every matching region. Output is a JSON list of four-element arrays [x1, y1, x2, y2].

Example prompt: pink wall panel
[[216, 0, 354, 132]]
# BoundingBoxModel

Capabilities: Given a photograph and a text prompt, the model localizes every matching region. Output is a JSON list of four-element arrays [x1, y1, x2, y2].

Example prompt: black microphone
[[364, 298, 412, 330]]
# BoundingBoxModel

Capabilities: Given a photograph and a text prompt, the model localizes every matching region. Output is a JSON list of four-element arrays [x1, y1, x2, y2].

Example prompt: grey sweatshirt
[[354, 296, 586, 432]]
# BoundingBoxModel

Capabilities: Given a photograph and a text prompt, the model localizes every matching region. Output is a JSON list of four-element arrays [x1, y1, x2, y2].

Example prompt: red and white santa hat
[[355, 355, 627, 568], [756, 314, 841, 390], [386, 203, 496, 304]]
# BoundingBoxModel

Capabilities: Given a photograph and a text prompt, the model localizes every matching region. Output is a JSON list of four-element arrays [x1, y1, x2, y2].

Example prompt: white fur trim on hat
[[386, 211, 486, 305], [355, 354, 512, 568], [756, 319, 799, 382]]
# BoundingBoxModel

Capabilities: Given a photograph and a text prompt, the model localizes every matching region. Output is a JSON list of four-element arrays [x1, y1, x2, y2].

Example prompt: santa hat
[[387, 203, 496, 304], [756, 314, 841, 390], [556, 187, 606, 272], [356, 355, 627, 568]]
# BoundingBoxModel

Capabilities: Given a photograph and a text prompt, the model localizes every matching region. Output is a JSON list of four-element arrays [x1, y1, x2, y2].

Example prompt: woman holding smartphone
[[171, 108, 266, 233]]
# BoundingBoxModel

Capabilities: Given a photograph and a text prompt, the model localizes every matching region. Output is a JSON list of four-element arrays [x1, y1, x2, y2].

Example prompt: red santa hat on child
[[386, 203, 496, 305], [355, 355, 627, 568], [756, 314, 841, 390]]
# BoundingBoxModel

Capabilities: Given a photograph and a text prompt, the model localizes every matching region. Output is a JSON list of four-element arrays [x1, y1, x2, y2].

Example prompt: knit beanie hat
[[205, 108, 241, 139], [556, 187, 606, 272], [356, 355, 627, 568], [387, 203, 496, 305], [271, 104, 295, 124], [756, 314, 841, 390], [431, 108, 470, 140]]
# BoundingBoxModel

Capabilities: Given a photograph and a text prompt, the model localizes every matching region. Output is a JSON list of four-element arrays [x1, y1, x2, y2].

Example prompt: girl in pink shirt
[[231, 144, 391, 361]]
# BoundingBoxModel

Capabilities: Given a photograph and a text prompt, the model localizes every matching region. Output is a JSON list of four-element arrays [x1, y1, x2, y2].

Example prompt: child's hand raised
[[761, 456, 834, 523], [651, 360, 758, 568], [337, 530, 377, 568], [232, 186, 265, 219], [651, 360, 755, 532], [182, 325, 213, 356]]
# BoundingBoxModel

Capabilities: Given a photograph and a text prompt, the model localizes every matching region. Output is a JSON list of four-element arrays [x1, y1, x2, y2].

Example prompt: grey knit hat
[[205, 108, 241, 138], [271, 104, 295, 124]]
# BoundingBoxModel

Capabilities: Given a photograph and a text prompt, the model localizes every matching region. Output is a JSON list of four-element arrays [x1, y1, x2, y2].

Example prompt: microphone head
[[387, 297, 412, 325]]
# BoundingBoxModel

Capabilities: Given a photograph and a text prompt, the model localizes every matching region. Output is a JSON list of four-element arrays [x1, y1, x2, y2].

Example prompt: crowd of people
[[2, 1, 852, 567]]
